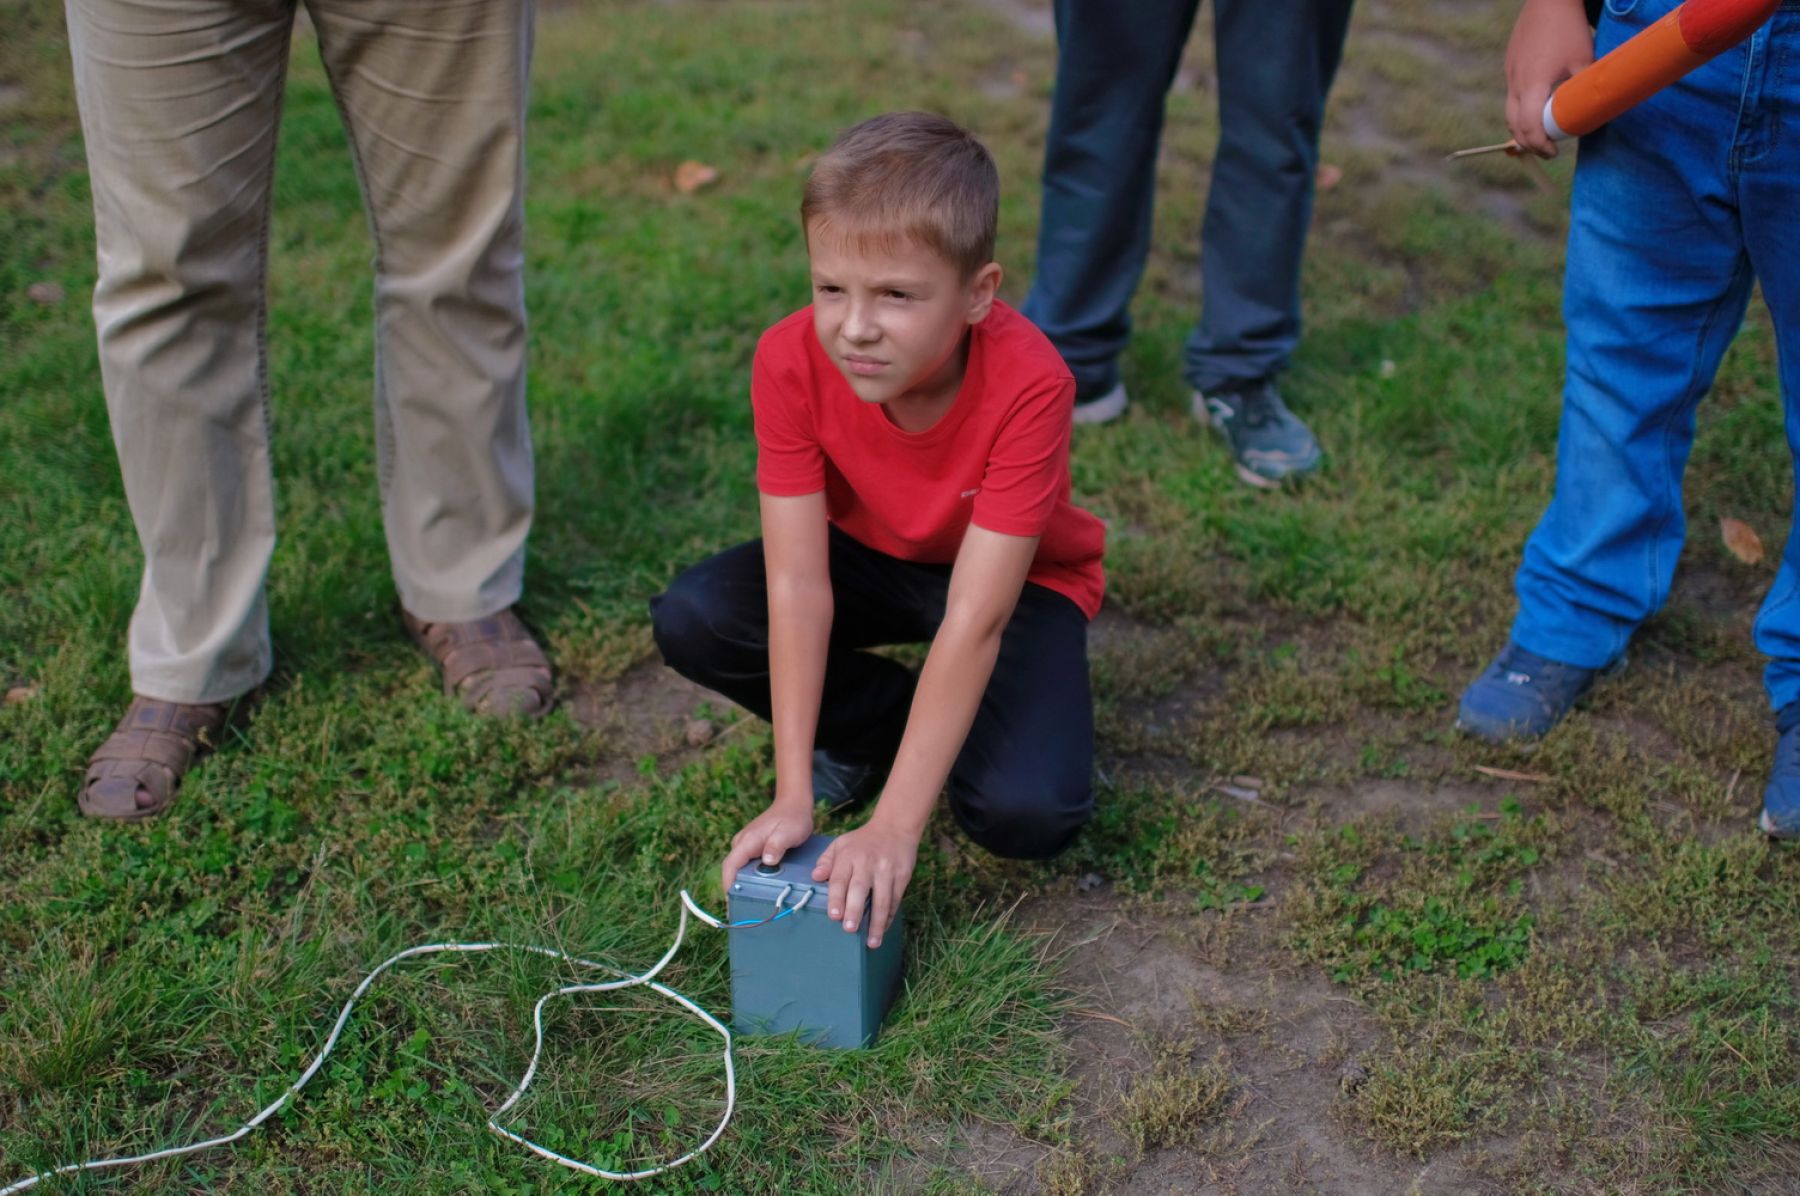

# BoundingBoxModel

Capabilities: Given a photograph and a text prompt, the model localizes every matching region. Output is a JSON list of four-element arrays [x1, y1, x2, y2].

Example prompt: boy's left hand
[[719, 797, 816, 897], [813, 818, 919, 949]]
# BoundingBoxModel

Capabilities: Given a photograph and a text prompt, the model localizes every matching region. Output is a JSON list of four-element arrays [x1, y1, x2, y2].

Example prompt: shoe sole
[[1073, 382, 1128, 426], [1452, 716, 1546, 746], [1189, 391, 1314, 489], [1233, 461, 1282, 490]]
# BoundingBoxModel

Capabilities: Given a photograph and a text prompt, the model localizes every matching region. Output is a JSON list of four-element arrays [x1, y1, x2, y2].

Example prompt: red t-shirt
[[752, 299, 1106, 618]]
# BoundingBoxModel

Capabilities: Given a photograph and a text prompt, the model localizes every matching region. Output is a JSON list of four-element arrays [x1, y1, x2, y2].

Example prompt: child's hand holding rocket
[[1457, 0, 1780, 162], [1506, 0, 1596, 157]]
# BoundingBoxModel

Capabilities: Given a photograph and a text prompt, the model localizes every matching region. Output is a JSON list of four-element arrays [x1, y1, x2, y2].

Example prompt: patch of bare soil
[[1006, 895, 1504, 1195], [1308, 776, 1490, 829], [566, 655, 737, 787], [966, 0, 1055, 41]]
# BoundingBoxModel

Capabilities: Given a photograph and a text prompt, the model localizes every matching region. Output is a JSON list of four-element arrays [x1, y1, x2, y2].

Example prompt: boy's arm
[[1506, 0, 1595, 157], [813, 524, 1039, 948], [717, 491, 832, 895]]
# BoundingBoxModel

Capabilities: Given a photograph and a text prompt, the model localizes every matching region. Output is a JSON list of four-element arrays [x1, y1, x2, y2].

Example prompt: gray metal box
[[726, 833, 904, 1049]]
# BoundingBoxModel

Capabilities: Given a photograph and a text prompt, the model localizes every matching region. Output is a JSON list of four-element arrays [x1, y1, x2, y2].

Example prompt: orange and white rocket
[[1541, 0, 1780, 139]]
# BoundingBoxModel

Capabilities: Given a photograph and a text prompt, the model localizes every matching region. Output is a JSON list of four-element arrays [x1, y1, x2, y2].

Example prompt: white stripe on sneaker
[[1073, 382, 1128, 425]]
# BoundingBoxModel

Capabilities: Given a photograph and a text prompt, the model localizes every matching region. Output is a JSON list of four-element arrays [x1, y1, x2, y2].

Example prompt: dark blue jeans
[[1022, 0, 1356, 396], [1511, 0, 1800, 713], [649, 529, 1095, 860]]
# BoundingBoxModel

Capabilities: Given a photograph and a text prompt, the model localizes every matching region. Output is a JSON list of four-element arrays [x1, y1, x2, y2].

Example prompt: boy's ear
[[965, 262, 1003, 323]]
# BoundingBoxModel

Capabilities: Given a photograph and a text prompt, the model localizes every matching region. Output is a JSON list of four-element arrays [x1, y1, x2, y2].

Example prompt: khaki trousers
[[66, 0, 537, 704]]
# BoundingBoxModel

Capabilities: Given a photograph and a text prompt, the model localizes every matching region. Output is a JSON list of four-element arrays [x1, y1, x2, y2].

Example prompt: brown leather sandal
[[403, 607, 554, 718], [81, 696, 232, 821]]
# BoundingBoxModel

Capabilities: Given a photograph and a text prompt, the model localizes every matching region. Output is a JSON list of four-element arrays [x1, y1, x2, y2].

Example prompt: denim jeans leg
[[1753, 338, 1800, 712], [1022, 0, 1200, 395], [1739, 4, 1800, 712], [1511, 0, 1755, 670], [1182, 0, 1355, 395]]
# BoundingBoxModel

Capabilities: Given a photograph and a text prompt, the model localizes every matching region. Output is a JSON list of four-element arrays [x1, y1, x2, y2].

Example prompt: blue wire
[[724, 906, 798, 930]]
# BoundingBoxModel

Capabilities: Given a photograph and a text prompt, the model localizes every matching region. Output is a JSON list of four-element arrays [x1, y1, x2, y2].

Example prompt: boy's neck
[[882, 330, 971, 434]]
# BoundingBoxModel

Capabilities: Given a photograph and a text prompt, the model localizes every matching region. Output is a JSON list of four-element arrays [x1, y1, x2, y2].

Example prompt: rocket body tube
[[1541, 0, 1779, 139]]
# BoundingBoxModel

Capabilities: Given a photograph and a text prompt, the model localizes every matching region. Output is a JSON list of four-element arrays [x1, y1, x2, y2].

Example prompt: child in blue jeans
[[1458, 0, 1800, 838]]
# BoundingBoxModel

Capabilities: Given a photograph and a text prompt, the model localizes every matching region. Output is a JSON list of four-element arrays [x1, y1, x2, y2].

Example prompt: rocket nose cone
[[1678, 0, 1782, 56]]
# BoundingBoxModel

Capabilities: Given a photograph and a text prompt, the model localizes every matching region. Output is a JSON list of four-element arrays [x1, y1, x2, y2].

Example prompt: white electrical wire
[[1, 886, 813, 1193]]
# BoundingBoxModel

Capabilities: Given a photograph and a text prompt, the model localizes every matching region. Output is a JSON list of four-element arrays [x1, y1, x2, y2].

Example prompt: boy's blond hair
[[802, 112, 999, 279]]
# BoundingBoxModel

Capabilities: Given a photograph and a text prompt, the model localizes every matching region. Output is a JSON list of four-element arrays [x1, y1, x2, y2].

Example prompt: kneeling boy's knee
[[953, 776, 1093, 861], [648, 578, 720, 676]]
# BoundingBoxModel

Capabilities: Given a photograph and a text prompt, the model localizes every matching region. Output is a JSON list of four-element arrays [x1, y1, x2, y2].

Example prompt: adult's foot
[[81, 696, 232, 820], [1456, 641, 1619, 744], [404, 607, 554, 718], [1192, 377, 1322, 488], [1760, 705, 1800, 839]]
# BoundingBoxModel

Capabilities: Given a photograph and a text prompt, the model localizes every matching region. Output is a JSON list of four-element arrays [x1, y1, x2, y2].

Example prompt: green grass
[[4, 0, 1799, 1192], [1288, 800, 1550, 984]]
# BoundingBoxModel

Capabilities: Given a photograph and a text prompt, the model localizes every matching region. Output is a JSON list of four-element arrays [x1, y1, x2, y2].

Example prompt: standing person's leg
[[1459, 0, 1754, 743], [1187, 0, 1354, 486], [1190, 0, 1352, 393], [1023, 0, 1202, 423], [66, 0, 297, 818], [307, 0, 549, 716], [945, 584, 1093, 859], [1738, 1, 1800, 836]]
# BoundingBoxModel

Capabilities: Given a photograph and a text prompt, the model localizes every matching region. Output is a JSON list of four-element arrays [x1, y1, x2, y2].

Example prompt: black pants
[[650, 528, 1095, 860]]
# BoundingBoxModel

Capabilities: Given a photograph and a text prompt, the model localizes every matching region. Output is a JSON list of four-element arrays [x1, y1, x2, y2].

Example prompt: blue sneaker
[[1456, 642, 1620, 743], [1192, 377, 1323, 488], [1760, 707, 1800, 839]]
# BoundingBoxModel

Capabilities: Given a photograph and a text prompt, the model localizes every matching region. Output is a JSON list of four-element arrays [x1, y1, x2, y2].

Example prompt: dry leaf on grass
[[1721, 517, 1764, 565], [1071, 1007, 1132, 1028], [673, 160, 719, 194], [1473, 765, 1552, 784], [1315, 163, 1344, 191], [4, 684, 39, 706], [26, 281, 63, 304]]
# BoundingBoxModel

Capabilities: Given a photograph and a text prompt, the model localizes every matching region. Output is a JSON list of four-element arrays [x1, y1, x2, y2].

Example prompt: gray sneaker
[[1192, 378, 1323, 488]]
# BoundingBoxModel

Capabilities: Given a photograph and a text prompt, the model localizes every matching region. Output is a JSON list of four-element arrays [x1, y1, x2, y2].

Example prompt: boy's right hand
[[1505, 0, 1595, 157], [719, 796, 815, 897]]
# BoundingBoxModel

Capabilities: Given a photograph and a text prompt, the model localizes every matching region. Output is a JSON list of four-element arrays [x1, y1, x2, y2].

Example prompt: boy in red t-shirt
[[650, 112, 1106, 950]]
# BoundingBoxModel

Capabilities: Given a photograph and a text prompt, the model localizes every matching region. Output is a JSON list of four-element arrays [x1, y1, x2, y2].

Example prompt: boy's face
[[807, 226, 1002, 410]]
